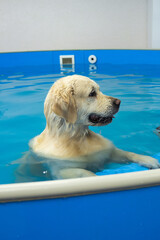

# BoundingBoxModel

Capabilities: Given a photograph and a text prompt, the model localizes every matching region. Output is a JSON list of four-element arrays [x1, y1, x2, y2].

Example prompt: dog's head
[[44, 75, 121, 126]]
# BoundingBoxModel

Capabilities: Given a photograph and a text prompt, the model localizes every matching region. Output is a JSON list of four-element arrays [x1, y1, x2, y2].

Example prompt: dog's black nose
[[108, 97, 121, 110], [113, 98, 121, 107]]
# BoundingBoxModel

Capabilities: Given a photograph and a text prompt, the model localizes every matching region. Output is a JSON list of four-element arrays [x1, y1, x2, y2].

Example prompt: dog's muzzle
[[89, 98, 121, 125]]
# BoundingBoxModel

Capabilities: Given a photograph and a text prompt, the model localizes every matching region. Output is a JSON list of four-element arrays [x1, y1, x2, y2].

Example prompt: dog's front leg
[[56, 168, 96, 179], [110, 147, 160, 169]]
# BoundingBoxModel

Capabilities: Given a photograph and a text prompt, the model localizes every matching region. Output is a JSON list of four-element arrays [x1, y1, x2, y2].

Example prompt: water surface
[[0, 64, 160, 183]]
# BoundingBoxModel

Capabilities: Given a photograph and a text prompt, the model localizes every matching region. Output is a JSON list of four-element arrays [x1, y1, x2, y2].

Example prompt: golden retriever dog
[[16, 75, 159, 181]]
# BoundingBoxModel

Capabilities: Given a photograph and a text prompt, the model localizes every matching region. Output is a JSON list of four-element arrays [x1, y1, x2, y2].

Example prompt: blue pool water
[[0, 64, 160, 184]]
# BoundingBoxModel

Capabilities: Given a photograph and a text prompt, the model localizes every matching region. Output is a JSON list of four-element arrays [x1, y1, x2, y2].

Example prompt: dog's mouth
[[88, 113, 115, 125]]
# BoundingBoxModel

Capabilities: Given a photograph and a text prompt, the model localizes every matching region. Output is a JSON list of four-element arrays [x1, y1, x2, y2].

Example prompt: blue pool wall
[[1, 50, 160, 81], [1, 185, 160, 240], [1, 49, 160, 68]]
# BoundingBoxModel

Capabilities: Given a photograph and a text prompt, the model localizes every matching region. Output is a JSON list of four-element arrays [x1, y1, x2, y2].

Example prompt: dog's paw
[[149, 162, 160, 169], [140, 156, 160, 169]]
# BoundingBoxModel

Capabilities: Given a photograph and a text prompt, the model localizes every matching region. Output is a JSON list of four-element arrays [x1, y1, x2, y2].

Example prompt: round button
[[88, 55, 97, 64]]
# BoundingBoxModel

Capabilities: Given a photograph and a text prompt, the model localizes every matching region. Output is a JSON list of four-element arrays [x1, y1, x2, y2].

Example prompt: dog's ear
[[47, 83, 77, 124]]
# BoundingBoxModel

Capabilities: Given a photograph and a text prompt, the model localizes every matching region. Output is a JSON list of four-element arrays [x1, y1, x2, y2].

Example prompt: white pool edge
[[0, 169, 160, 202]]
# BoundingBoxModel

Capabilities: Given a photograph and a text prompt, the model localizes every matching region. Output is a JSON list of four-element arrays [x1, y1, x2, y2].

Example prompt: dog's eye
[[89, 90, 96, 97]]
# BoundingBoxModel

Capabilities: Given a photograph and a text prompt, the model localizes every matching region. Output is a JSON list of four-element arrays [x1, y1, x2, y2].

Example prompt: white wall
[[148, 0, 160, 48], [0, 0, 148, 52]]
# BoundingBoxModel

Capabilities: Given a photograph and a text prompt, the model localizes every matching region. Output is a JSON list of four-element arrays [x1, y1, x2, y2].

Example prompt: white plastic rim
[[88, 55, 97, 64], [0, 169, 160, 202]]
